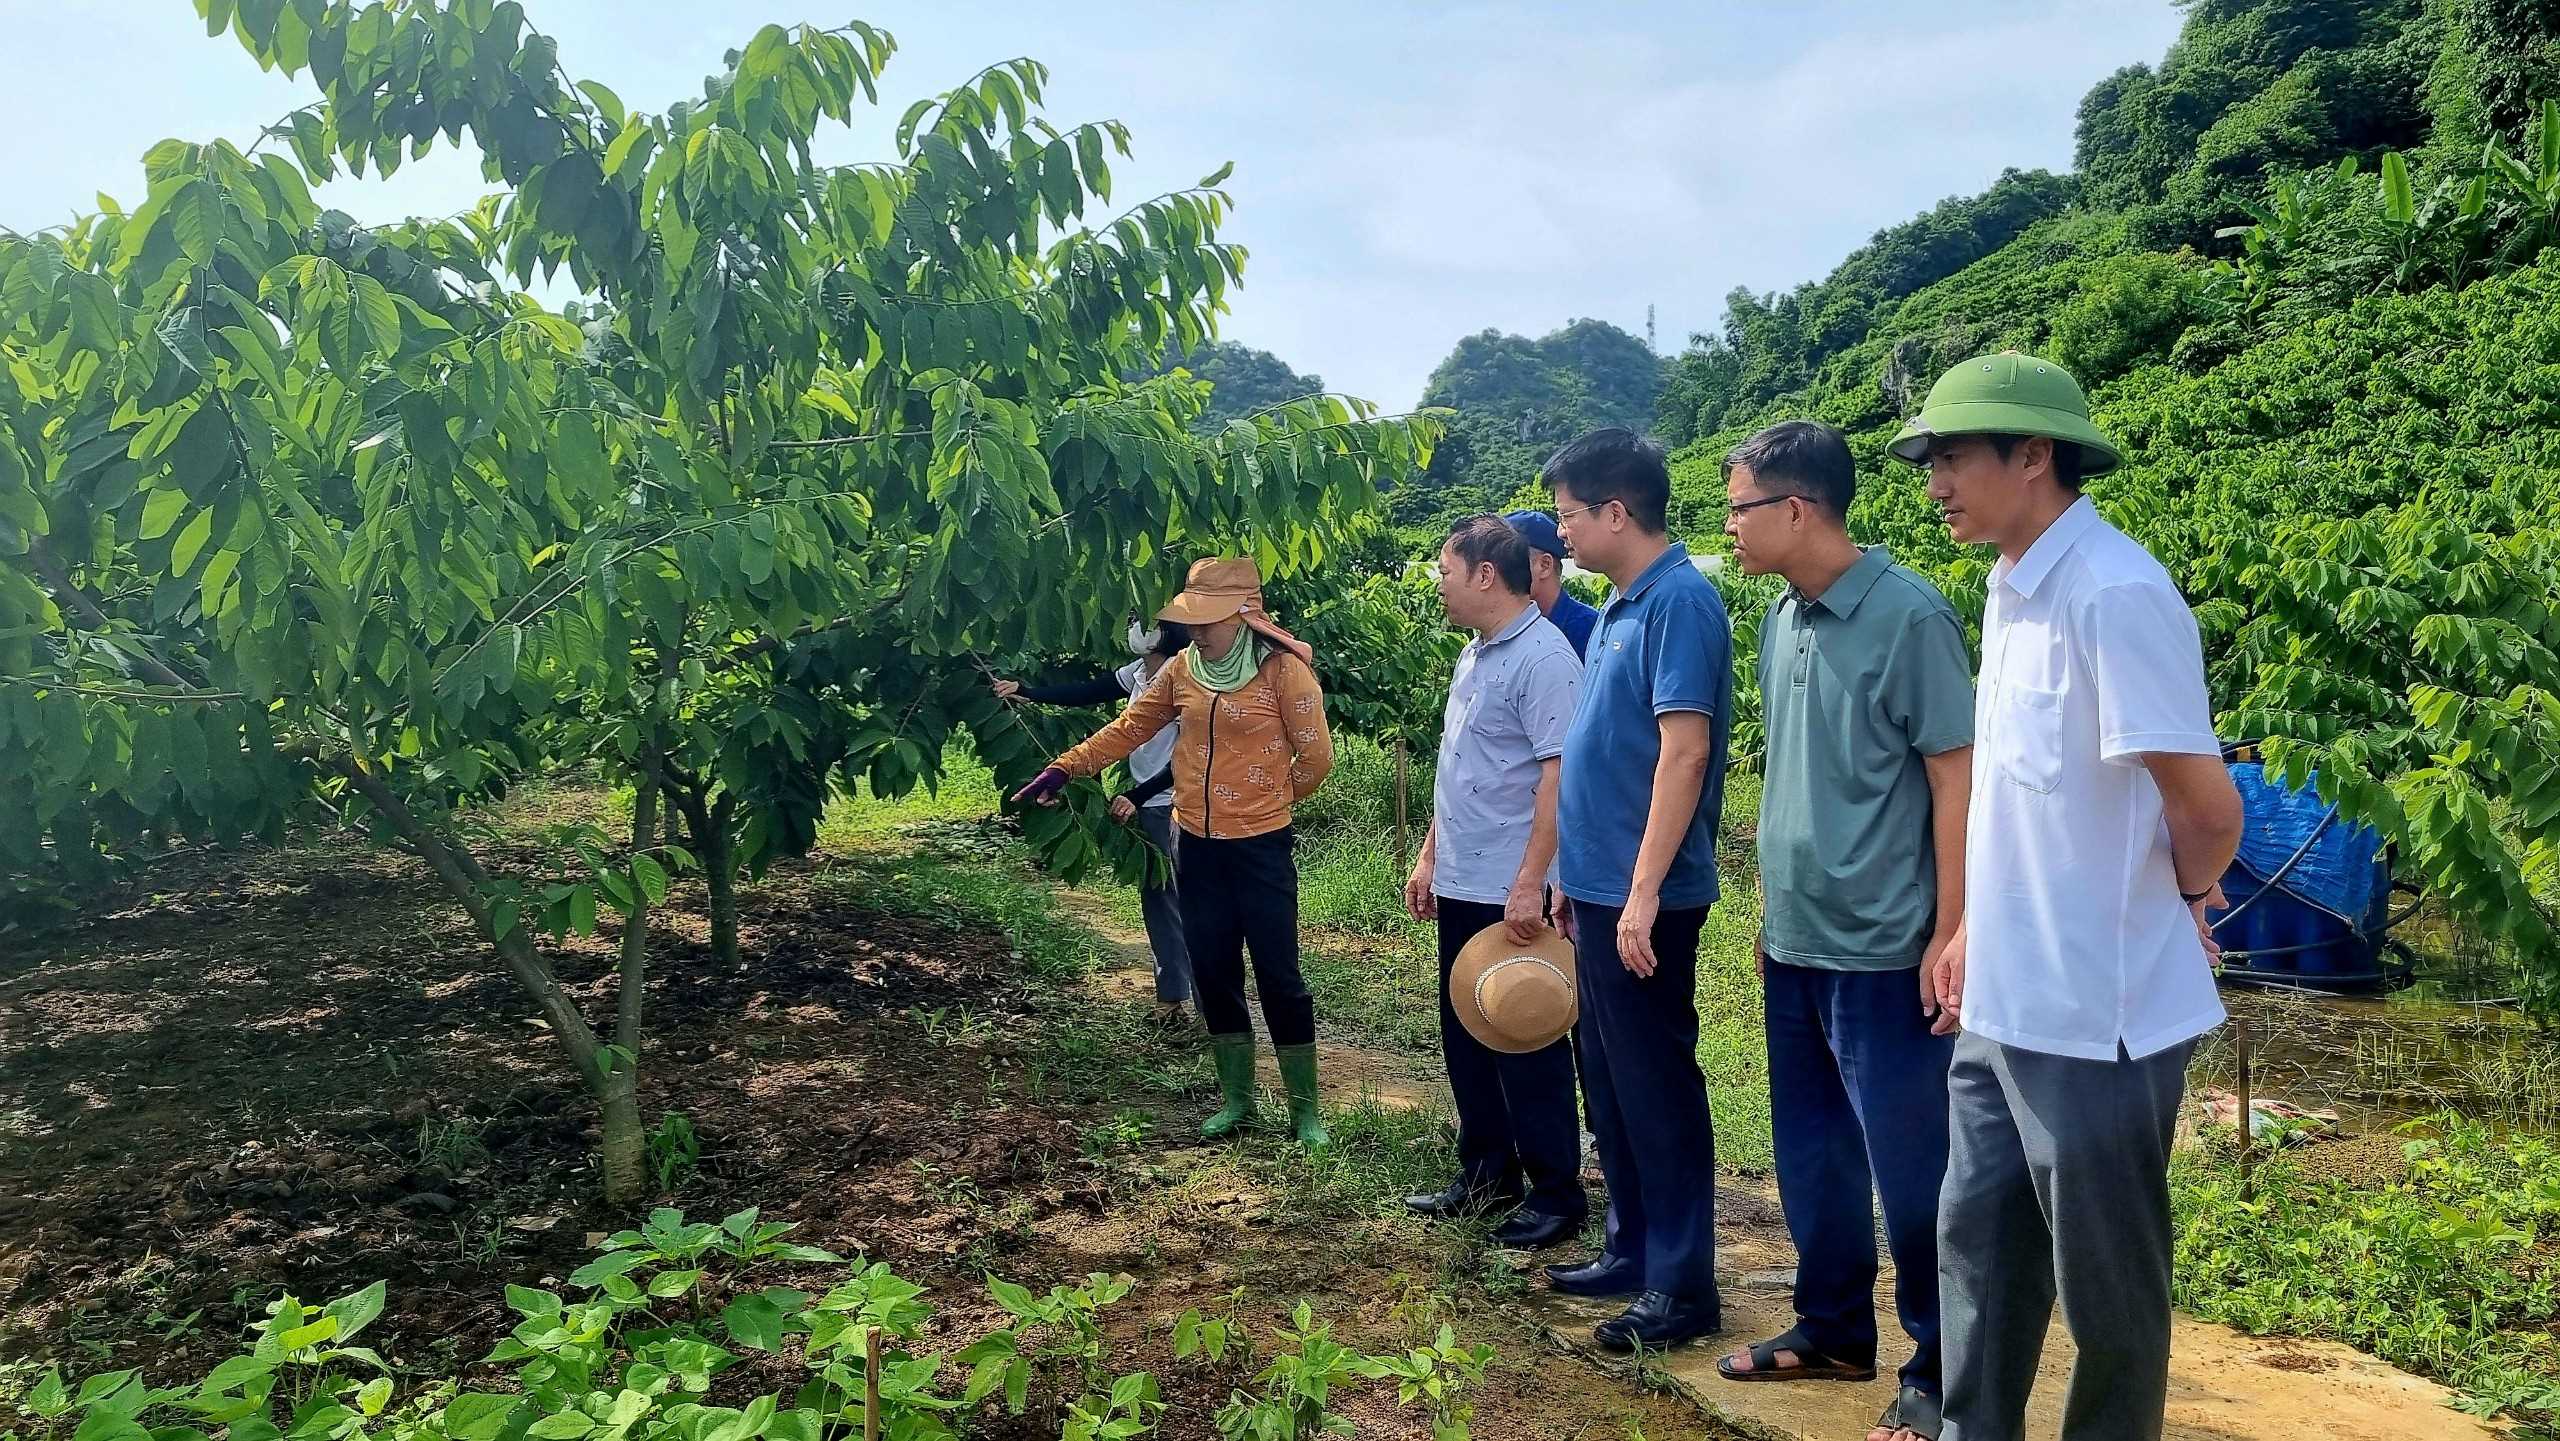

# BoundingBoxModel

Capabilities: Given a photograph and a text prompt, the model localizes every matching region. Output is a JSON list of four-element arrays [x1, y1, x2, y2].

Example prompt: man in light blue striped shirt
[[1402, 514, 1586, 1249]]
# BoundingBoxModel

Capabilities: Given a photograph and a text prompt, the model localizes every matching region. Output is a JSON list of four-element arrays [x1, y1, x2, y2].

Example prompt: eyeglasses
[[1554, 499, 1618, 523], [1723, 494, 1798, 519]]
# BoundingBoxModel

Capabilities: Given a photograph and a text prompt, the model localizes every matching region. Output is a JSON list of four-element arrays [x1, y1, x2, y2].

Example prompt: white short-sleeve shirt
[[1966, 497, 2227, 1060]]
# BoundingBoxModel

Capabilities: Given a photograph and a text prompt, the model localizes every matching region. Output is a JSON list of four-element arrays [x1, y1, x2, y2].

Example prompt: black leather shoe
[[1593, 1291, 1723, 1353], [1490, 1208, 1583, 1249], [1403, 1181, 1514, 1219], [1542, 1253, 1643, 1298]]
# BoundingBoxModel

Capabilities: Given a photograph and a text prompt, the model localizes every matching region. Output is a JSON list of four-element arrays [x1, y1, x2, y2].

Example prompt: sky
[[0, 1, 2185, 412]]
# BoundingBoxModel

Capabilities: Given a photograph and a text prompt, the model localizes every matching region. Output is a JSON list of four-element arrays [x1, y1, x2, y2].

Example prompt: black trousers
[[1177, 827, 1314, 1045], [1436, 898, 1586, 1218], [1572, 899, 1718, 1302]]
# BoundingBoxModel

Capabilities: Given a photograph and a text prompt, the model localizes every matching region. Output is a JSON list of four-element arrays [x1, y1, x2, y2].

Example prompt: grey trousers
[[1938, 1030, 2196, 1441], [1135, 806, 1193, 1004]]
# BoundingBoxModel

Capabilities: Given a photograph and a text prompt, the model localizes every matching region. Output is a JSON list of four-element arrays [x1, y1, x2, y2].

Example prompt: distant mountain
[[1395, 317, 1662, 527], [1142, 340, 1326, 433]]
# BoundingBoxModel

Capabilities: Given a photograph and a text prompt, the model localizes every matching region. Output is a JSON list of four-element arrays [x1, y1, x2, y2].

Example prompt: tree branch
[[26, 537, 200, 691]]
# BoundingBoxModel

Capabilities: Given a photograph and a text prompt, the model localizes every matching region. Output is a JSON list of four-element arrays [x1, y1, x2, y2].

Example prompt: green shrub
[[2048, 253, 2206, 382]]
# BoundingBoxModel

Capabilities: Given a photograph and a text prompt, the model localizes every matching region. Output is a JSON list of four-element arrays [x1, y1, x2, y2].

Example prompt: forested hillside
[[1634, 0, 2560, 1003], [1143, 339, 1326, 433], [1388, 318, 1661, 528]]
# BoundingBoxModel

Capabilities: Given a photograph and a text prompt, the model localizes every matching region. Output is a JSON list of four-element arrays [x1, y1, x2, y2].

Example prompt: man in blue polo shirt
[[1504, 511, 1599, 658], [1539, 427, 1733, 1354]]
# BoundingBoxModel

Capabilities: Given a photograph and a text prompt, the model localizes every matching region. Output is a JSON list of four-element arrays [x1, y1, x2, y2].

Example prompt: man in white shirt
[[1887, 353, 2243, 1441]]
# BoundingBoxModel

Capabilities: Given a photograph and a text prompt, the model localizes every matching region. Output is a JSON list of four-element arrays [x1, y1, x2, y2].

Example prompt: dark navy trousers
[[1434, 898, 1586, 1219], [1571, 899, 1719, 1303], [1764, 959, 1954, 1393]]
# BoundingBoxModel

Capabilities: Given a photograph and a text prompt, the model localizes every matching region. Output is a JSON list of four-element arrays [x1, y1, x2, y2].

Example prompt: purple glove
[[1011, 765, 1069, 805]]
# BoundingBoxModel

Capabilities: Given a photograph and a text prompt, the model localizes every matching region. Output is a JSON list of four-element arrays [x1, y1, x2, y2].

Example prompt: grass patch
[[2172, 1113, 2560, 1425]]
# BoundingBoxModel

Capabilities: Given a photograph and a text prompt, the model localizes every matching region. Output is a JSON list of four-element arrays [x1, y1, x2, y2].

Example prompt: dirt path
[[1518, 1178, 2497, 1441], [1051, 887, 1450, 1114], [1061, 890, 2504, 1441]]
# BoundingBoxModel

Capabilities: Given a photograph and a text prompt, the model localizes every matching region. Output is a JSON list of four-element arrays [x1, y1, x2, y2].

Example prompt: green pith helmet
[[1886, 350, 2122, 474]]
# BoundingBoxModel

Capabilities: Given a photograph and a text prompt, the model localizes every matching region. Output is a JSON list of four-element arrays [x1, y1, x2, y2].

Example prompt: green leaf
[[277, 1316, 339, 1351], [2381, 151, 2415, 224], [356, 1378, 392, 1417], [72, 1411, 149, 1441], [554, 412, 608, 493], [0, 486, 46, 536], [170, 506, 216, 576], [566, 1250, 651, 1288], [27, 1372, 69, 1418], [578, 80, 627, 130], [324, 1281, 387, 1344], [169, 179, 221, 267], [526, 1414, 592, 1440], [986, 1276, 1037, 1316], [646, 1268, 700, 1298], [1196, 160, 1234, 189], [139, 487, 190, 541], [722, 1294, 785, 1351], [441, 1395, 521, 1441], [631, 852, 668, 905]]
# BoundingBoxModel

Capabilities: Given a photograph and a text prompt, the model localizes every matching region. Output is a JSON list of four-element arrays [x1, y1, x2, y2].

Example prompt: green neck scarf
[[1187, 636, 1267, 693]]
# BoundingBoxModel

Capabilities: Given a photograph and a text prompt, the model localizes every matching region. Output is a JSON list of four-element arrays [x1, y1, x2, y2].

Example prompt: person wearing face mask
[[990, 616, 1195, 1027], [1011, 558, 1338, 1149]]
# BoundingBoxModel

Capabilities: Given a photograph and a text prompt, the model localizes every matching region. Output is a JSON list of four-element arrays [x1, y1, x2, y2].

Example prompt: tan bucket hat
[[1452, 921, 1578, 1054], [1155, 556, 1314, 664]]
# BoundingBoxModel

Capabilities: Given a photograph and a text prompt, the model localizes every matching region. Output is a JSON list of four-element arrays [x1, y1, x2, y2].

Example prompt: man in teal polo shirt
[[1708, 422, 1973, 1441], [1539, 427, 1733, 1354]]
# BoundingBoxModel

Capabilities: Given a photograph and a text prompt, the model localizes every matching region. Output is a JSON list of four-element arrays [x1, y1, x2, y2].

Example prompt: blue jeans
[[1135, 806, 1192, 1003], [1764, 960, 1953, 1392]]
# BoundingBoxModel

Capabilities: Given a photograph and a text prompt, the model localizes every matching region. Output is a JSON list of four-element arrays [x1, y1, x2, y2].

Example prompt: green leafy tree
[[0, 2, 1431, 1202], [2207, 497, 2560, 1004]]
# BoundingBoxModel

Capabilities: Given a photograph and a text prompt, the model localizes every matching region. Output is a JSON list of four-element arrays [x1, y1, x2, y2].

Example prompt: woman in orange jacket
[[1013, 557, 1336, 1147]]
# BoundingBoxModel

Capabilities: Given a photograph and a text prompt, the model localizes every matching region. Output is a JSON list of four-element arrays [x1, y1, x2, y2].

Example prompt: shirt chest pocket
[[1998, 685, 2066, 794]]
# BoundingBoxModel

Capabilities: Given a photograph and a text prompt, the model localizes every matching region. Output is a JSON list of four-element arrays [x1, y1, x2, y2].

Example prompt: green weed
[[2172, 1112, 2560, 1425]]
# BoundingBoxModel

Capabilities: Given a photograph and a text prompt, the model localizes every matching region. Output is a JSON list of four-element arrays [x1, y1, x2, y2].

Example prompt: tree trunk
[[702, 821, 739, 968], [599, 759, 658, 1206], [664, 774, 741, 969], [341, 757, 611, 1097]]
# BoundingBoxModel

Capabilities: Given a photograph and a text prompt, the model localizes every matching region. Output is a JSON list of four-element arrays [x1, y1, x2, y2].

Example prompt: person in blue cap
[[1503, 510, 1600, 659]]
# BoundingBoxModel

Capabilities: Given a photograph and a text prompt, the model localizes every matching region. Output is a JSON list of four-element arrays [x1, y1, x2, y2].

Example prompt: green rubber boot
[[1201, 1033, 1260, 1139], [1276, 1042, 1330, 1150]]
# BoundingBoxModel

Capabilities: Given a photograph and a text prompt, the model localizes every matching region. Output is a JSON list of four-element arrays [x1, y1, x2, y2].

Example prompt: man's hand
[[1107, 795, 1137, 824], [1617, 889, 1661, 978], [1404, 857, 1438, 923], [1552, 893, 1575, 944], [1752, 932, 1768, 980], [991, 677, 1023, 702], [2190, 883, 2228, 970], [1919, 926, 1958, 1022], [1928, 921, 1967, 1037], [1010, 766, 1069, 806], [1503, 875, 1545, 943]]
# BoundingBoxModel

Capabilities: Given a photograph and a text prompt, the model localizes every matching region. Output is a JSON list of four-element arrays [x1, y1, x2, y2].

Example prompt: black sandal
[[1714, 1326, 1877, 1383], [1873, 1385, 1943, 1441]]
